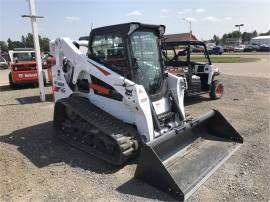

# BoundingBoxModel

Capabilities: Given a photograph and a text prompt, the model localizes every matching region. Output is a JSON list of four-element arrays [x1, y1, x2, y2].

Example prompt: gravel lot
[[0, 56, 269, 201], [216, 54, 270, 79]]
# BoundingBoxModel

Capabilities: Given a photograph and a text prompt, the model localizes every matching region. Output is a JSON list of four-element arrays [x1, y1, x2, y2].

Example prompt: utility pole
[[183, 18, 192, 40], [91, 22, 93, 31], [235, 24, 244, 45], [22, 0, 45, 101]]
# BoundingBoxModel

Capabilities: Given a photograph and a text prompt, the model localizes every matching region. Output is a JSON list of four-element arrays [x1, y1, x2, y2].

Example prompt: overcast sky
[[0, 0, 270, 41]]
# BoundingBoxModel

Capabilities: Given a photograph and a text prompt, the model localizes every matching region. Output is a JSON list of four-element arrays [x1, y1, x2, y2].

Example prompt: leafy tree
[[212, 35, 220, 45], [231, 31, 241, 39], [25, 33, 34, 48], [4, 34, 51, 52], [11, 41, 25, 48], [242, 32, 253, 43], [40, 37, 50, 52], [259, 30, 270, 36], [7, 38, 13, 50], [0, 41, 8, 52], [252, 30, 258, 37], [21, 35, 26, 47]]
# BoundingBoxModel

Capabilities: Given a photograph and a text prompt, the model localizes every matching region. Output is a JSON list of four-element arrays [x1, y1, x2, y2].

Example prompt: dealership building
[[250, 35, 270, 45]]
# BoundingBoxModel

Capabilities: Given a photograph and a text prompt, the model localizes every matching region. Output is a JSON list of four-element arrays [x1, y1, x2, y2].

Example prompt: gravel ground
[[215, 54, 270, 79], [0, 73, 269, 201]]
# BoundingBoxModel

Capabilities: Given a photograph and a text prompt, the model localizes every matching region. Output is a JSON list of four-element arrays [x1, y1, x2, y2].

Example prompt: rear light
[[53, 86, 61, 92]]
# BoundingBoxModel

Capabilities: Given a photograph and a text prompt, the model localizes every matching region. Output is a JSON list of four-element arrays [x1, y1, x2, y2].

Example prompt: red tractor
[[8, 48, 46, 88]]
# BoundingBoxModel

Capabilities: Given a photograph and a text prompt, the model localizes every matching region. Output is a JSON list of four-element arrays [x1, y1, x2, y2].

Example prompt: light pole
[[235, 24, 244, 45], [183, 18, 192, 40], [22, 0, 45, 101]]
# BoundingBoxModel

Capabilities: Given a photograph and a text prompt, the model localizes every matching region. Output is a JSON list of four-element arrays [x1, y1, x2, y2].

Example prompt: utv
[[162, 39, 224, 99]]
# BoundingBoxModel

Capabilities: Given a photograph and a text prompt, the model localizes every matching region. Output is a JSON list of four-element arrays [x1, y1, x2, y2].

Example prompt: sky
[[0, 0, 270, 42]]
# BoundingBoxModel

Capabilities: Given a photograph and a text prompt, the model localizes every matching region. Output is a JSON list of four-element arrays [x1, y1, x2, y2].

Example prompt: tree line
[[0, 33, 50, 53], [212, 30, 270, 45]]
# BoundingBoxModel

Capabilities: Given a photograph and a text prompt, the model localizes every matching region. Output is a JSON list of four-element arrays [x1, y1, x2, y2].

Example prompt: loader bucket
[[135, 110, 243, 201]]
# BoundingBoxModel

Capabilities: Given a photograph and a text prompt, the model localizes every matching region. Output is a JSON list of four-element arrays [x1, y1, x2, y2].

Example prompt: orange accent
[[167, 68, 185, 77], [12, 70, 38, 82], [89, 83, 111, 95], [215, 84, 224, 97], [52, 86, 61, 92], [47, 67, 52, 82], [93, 64, 111, 76]]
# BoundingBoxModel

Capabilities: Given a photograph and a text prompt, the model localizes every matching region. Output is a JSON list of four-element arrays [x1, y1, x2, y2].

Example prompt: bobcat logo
[[125, 89, 133, 97]]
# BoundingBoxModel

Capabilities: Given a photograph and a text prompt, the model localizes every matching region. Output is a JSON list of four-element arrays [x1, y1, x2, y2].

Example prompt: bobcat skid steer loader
[[50, 22, 243, 201]]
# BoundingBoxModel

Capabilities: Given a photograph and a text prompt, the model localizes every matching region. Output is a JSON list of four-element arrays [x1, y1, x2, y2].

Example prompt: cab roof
[[89, 22, 165, 38]]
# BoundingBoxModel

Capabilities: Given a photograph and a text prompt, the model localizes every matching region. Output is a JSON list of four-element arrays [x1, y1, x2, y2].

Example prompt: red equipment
[[8, 49, 46, 88]]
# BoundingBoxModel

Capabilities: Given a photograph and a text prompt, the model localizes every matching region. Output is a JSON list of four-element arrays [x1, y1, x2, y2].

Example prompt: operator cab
[[87, 22, 166, 100]]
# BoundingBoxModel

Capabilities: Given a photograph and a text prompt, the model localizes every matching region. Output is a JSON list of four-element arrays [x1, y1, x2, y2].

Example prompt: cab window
[[91, 34, 129, 77]]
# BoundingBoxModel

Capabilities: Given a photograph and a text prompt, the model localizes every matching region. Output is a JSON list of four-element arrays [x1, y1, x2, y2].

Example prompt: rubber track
[[53, 96, 140, 165]]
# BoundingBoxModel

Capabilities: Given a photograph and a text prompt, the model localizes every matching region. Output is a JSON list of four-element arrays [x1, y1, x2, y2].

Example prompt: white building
[[250, 35, 270, 45]]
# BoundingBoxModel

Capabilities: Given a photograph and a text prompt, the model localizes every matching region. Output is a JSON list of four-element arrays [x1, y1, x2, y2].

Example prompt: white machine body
[[50, 37, 187, 142]]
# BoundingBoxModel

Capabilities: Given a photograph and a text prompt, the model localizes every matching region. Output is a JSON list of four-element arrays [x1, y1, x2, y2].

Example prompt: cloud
[[184, 17, 197, 22], [65, 16, 80, 20], [224, 16, 232, 20], [184, 9, 192, 12], [178, 9, 191, 15], [160, 14, 167, 18], [203, 16, 220, 22], [161, 9, 169, 13], [125, 10, 142, 16], [195, 8, 205, 13]]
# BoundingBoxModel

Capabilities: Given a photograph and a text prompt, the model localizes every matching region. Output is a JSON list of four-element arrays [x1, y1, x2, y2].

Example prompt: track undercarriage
[[53, 96, 140, 165]]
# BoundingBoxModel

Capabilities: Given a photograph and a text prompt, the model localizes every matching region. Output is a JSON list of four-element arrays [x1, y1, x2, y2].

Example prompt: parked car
[[1, 52, 10, 63], [244, 45, 260, 52], [258, 44, 270, 52], [244, 45, 254, 52], [191, 46, 205, 53], [210, 46, 224, 55], [224, 46, 234, 52], [234, 45, 246, 52], [0, 55, 8, 69], [207, 48, 213, 55]]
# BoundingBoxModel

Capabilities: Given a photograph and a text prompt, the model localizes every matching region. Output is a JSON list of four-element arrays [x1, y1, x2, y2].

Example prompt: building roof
[[164, 33, 198, 43], [252, 35, 270, 40]]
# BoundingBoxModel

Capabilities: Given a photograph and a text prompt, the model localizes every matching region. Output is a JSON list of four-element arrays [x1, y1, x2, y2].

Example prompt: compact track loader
[[50, 22, 243, 201]]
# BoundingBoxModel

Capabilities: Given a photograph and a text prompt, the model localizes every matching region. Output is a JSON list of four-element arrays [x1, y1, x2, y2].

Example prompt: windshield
[[130, 31, 163, 95], [164, 44, 210, 65], [13, 52, 35, 62]]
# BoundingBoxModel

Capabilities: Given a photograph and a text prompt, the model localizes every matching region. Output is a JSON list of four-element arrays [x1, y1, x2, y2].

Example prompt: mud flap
[[135, 110, 243, 201]]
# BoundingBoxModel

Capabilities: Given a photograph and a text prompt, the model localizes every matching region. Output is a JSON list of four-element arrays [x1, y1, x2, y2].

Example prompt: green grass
[[191, 56, 259, 63], [224, 52, 270, 55]]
